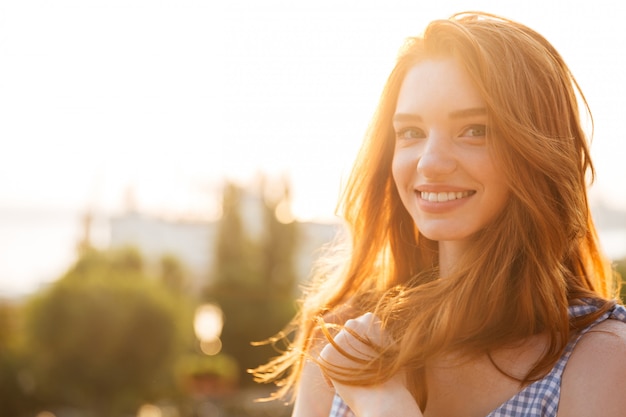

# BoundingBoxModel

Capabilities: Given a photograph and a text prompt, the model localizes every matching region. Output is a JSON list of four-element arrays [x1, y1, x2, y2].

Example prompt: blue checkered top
[[328, 299, 626, 417]]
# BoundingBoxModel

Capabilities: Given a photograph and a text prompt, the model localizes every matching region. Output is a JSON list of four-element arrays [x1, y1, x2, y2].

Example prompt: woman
[[253, 12, 626, 417]]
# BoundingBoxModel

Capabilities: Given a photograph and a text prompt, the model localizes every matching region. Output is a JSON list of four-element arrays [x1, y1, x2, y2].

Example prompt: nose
[[416, 133, 457, 178]]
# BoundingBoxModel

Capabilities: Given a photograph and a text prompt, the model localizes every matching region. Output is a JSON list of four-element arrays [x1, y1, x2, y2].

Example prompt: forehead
[[395, 58, 485, 117]]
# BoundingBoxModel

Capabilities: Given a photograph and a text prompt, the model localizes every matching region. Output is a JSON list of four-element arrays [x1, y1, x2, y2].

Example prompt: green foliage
[[213, 183, 264, 289], [261, 181, 299, 297], [0, 301, 33, 416], [21, 247, 188, 416], [205, 180, 299, 385], [614, 257, 626, 303], [212, 292, 296, 385], [175, 352, 239, 386], [160, 254, 188, 294]]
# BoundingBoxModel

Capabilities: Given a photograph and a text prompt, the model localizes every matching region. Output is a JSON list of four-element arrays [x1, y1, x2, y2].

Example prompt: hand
[[319, 313, 423, 417]]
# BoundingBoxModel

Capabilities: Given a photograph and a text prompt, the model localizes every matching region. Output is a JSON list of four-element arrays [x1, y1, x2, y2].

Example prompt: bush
[[21, 248, 186, 416]]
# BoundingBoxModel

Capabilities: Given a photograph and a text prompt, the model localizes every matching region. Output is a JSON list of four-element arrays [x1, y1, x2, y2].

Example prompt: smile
[[419, 191, 475, 202]]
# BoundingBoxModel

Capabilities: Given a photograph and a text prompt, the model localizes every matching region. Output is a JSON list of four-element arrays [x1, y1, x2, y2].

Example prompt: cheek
[[391, 150, 415, 186], [473, 154, 510, 211], [391, 162, 409, 204], [476, 152, 507, 186], [490, 168, 510, 197], [496, 184, 511, 210], [391, 156, 401, 186], [485, 173, 511, 216], [391, 153, 418, 214]]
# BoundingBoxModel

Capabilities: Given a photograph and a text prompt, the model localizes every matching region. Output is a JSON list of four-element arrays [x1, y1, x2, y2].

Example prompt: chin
[[418, 227, 472, 242]]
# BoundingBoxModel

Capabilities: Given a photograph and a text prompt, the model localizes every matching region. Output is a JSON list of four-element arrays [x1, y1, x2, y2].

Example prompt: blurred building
[[107, 199, 626, 293], [110, 212, 216, 287], [109, 210, 342, 293], [592, 201, 626, 260]]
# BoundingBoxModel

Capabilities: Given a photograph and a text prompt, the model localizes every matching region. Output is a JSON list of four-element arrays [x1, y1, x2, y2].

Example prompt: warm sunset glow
[[193, 303, 224, 343], [1, 0, 625, 296], [199, 338, 223, 356], [136, 404, 162, 417], [275, 199, 295, 224]]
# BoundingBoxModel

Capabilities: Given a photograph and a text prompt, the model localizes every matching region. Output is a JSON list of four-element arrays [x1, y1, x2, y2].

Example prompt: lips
[[419, 190, 475, 202]]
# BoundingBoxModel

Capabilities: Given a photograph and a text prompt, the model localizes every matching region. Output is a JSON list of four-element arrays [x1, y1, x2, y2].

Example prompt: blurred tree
[[160, 254, 189, 294], [21, 247, 190, 417], [261, 177, 299, 297], [614, 257, 626, 303], [0, 300, 33, 416], [212, 182, 263, 289], [0, 300, 18, 354], [205, 180, 299, 386]]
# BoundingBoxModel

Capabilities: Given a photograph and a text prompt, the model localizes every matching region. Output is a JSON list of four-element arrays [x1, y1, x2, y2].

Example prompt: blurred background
[[1, 0, 625, 416]]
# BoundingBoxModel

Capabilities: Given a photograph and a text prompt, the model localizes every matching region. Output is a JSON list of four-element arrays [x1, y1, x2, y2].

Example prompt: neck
[[438, 240, 469, 277]]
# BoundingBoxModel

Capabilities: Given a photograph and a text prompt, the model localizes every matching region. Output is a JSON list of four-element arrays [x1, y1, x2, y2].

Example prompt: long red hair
[[252, 12, 619, 404]]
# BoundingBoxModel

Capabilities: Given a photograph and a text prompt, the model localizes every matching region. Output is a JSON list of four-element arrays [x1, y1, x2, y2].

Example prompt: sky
[[1, 0, 626, 295]]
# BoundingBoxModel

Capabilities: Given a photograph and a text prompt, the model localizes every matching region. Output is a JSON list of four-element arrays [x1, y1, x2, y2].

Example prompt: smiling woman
[[391, 60, 509, 251], [252, 11, 626, 417]]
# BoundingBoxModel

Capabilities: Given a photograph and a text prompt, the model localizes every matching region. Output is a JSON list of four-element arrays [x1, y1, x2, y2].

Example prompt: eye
[[396, 127, 426, 141], [461, 124, 487, 137]]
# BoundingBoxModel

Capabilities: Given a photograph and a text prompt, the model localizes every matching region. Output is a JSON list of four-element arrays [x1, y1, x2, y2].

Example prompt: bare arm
[[558, 319, 626, 416], [330, 376, 422, 417], [291, 345, 336, 417], [291, 359, 336, 417]]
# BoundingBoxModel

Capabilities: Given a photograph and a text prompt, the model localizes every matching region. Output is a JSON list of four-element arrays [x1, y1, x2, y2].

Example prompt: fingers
[[344, 312, 391, 349], [318, 312, 390, 376]]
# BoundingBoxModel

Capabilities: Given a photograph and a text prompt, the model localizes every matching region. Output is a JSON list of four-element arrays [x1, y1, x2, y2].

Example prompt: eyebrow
[[393, 107, 487, 123]]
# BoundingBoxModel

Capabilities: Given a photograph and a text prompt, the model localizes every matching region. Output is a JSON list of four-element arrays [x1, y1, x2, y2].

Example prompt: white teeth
[[420, 191, 472, 202]]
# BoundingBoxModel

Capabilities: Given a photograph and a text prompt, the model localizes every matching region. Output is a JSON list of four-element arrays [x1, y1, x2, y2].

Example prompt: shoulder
[[558, 318, 626, 416]]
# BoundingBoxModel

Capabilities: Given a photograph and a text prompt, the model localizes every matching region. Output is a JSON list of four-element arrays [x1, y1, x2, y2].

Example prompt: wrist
[[342, 381, 422, 417]]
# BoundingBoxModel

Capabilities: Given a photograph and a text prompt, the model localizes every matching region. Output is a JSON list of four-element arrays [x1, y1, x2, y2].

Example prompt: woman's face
[[391, 58, 509, 244]]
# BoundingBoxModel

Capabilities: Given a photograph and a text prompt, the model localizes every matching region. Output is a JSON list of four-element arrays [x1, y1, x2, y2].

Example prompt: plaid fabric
[[329, 393, 354, 417], [328, 299, 626, 417]]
